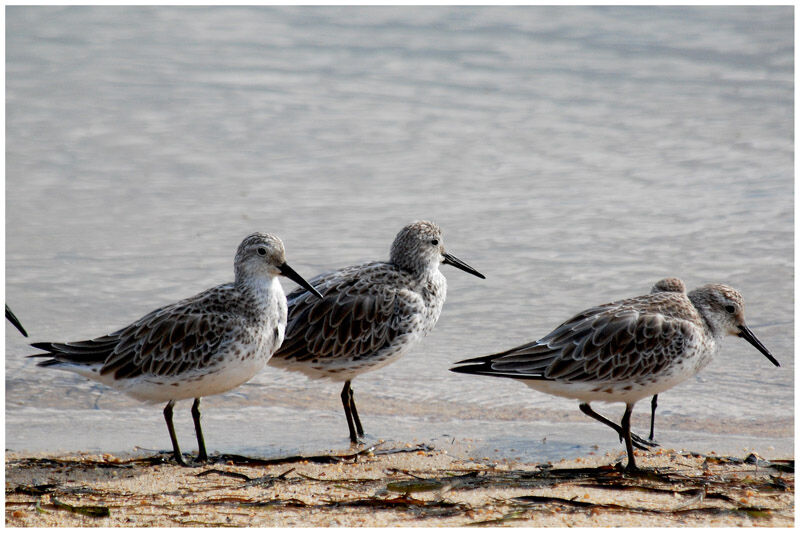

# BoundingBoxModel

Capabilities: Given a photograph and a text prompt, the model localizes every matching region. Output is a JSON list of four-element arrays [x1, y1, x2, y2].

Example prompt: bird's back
[[451, 291, 711, 402], [269, 261, 441, 380]]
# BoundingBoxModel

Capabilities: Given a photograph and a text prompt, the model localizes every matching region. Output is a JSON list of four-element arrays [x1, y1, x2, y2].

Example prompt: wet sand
[[6, 443, 793, 527]]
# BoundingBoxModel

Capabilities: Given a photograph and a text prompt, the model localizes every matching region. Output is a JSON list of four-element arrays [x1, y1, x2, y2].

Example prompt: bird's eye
[[257, 247, 267, 256], [725, 304, 736, 314], [431, 239, 439, 245]]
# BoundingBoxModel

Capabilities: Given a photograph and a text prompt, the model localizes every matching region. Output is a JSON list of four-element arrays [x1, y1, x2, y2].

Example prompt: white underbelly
[[57, 345, 270, 404]]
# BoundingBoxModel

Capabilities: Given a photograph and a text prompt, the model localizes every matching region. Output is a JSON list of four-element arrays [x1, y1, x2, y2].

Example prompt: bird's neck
[[237, 275, 282, 308], [688, 294, 722, 339]]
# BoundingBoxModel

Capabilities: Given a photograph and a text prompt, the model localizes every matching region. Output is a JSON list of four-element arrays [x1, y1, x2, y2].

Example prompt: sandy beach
[[6, 442, 793, 527]]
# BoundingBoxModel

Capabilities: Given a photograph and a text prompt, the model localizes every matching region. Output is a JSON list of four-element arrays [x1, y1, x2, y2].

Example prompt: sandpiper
[[451, 282, 779, 471], [268, 220, 485, 443], [30, 233, 321, 465]]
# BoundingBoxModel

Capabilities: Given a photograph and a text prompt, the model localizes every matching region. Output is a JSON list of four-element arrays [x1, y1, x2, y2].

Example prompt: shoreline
[[6, 443, 794, 527]]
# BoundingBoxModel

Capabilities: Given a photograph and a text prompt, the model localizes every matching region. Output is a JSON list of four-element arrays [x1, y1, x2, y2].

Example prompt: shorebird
[[30, 233, 321, 465], [450, 282, 779, 472], [268, 220, 485, 443], [6, 305, 28, 337], [646, 277, 687, 440]]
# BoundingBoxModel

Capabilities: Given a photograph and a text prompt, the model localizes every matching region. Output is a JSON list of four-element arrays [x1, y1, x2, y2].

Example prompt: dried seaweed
[[386, 479, 446, 493], [196, 469, 251, 482], [386, 472, 483, 494], [323, 494, 467, 517], [6, 442, 433, 472], [7, 483, 57, 496], [684, 451, 794, 473], [6, 449, 793, 527], [195, 465, 298, 489], [509, 494, 777, 517], [213, 442, 434, 466], [194, 496, 309, 509], [49, 498, 111, 518]]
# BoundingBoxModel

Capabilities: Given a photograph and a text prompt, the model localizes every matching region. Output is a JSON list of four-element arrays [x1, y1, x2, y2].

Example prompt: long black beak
[[6, 305, 28, 337], [442, 252, 485, 279], [279, 263, 323, 299], [738, 324, 779, 367]]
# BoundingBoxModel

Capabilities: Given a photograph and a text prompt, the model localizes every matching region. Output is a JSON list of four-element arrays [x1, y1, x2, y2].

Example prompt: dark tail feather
[[452, 352, 502, 367], [29, 337, 118, 366], [450, 348, 548, 381], [449, 362, 535, 380], [450, 354, 515, 378], [453, 337, 543, 367], [6, 305, 28, 337], [34, 358, 64, 368]]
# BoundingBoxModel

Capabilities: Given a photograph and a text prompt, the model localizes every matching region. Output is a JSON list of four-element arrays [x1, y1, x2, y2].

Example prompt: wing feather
[[452, 292, 701, 384], [273, 262, 411, 365], [30, 285, 247, 380]]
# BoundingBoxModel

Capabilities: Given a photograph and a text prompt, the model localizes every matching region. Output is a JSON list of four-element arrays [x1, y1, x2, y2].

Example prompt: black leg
[[341, 381, 359, 443], [163, 400, 187, 466], [578, 403, 656, 450], [621, 403, 637, 472], [649, 395, 658, 441], [349, 385, 364, 438], [191, 398, 208, 462]]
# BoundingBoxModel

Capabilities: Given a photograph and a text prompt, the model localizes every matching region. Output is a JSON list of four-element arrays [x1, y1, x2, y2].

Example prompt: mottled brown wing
[[488, 306, 697, 383], [275, 263, 407, 363], [99, 303, 232, 380], [30, 283, 247, 379]]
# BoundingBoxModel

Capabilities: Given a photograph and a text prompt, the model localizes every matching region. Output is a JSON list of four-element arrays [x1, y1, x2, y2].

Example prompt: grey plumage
[[452, 282, 779, 471], [29, 233, 320, 465], [269, 220, 484, 442]]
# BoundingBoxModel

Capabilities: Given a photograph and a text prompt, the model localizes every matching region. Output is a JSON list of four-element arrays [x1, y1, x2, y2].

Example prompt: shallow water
[[6, 6, 793, 461]]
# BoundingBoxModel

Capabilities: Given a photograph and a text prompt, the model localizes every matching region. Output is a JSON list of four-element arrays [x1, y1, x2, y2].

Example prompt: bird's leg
[[163, 400, 187, 466], [621, 403, 638, 472], [341, 381, 360, 444], [649, 395, 658, 441], [348, 384, 365, 438], [578, 403, 657, 450], [191, 398, 208, 462]]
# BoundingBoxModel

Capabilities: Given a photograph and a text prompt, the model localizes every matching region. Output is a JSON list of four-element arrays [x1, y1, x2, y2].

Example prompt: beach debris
[[5, 449, 792, 527], [50, 498, 110, 518]]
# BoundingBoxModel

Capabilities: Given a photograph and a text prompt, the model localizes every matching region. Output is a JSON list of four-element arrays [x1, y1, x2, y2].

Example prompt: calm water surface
[[6, 6, 793, 461]]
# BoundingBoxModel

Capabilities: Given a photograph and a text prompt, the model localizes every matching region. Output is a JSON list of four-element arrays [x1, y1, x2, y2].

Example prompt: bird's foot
[[625, 461, 640, 474], [629, 432, 659, 450], [348, 436, 368, 447], [172, 453, 190, 467]]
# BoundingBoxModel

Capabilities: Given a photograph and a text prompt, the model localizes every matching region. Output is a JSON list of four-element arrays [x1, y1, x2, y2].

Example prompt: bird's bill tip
[[737, 325, 780, 367], [442, 253, 485, 279], [279, 263, 323, 299]]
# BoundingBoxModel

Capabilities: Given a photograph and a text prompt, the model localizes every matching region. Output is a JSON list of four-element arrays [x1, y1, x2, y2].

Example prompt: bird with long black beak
[[30, 233, 321, 465], [269, 220, 485, 443], [451, 282, 779, 473]]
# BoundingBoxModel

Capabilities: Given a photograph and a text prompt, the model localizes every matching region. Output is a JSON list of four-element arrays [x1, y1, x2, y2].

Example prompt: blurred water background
[[6, 6, 793, 462]]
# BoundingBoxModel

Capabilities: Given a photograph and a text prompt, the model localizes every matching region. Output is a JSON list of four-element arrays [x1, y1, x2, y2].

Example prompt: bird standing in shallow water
[[269, 220, 485, 443], [451, 282, 779, 472], [30, 233, 321, 465]]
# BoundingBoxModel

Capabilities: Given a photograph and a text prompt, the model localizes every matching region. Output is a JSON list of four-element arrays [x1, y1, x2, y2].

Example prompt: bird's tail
[[29, 336, 118, 368]]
